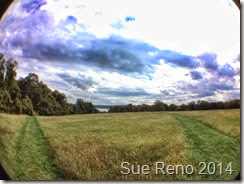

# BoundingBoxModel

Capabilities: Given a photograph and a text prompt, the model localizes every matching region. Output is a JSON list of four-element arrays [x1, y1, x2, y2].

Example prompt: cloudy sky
[[0, 0, 240, 105]]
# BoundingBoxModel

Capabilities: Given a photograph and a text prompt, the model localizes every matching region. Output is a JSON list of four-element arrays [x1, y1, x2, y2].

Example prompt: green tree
[[152, 100, 166, 111], [0, 54, 6, 90], [169, 104, 177, 111]]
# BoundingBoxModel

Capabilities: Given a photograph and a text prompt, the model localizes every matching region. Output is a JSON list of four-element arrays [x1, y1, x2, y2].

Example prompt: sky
[[0, 0, 240, 105]]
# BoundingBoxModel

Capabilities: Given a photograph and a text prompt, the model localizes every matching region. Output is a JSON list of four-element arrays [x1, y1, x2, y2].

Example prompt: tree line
[[108, 99, 240, 113], [0, 54, 98, 116], [0, 54, 240, 116]]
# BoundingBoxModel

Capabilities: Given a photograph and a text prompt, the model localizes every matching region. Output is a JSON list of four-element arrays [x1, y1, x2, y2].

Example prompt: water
[[96, 108, 110, 112]]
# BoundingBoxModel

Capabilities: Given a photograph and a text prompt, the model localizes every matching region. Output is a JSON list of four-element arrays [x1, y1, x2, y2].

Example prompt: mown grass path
[[172, 114, 240, 180], [0, 111, 240, 180], [15, 117, 63, 180]]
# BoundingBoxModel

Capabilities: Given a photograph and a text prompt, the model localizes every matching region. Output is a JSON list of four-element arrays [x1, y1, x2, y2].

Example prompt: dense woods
[[0, 53, 240, 116], [0, 54, 98, 115]]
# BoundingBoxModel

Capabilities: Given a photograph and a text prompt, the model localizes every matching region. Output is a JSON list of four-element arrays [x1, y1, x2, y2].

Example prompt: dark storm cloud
[[79, 35, 159, 73], [198, 53, 237, 78], [190, 71, 203, 80], [0, 10, 52, 32], [1, 5, 204, 75], [22, 35, 202, 72], [0, 6, 237, 78], [157, 50, 200, 69], [97, 88, 150, 97], [181, 78, 235, 98], [198, 52, 219, 70], [197, 91, 215, 98], [58, 73, 97, 90], [218, 64, 236, 77], [0, 10, 53, 50], [22, 41, 78, 61], [208, 82, 234, 91], [22, 0, 47, 13], [15, 34, 160, 74]]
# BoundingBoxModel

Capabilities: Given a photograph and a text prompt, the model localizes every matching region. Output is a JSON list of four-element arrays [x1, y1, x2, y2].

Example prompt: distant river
[[96, 108, 110, 112]]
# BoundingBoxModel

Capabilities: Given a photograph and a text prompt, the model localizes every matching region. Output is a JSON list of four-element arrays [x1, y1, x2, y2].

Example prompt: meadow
[[0, 109, 240, 180]]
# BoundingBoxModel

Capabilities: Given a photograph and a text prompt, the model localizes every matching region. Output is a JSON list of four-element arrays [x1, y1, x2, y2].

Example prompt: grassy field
[[0, 109, 240, 180]]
